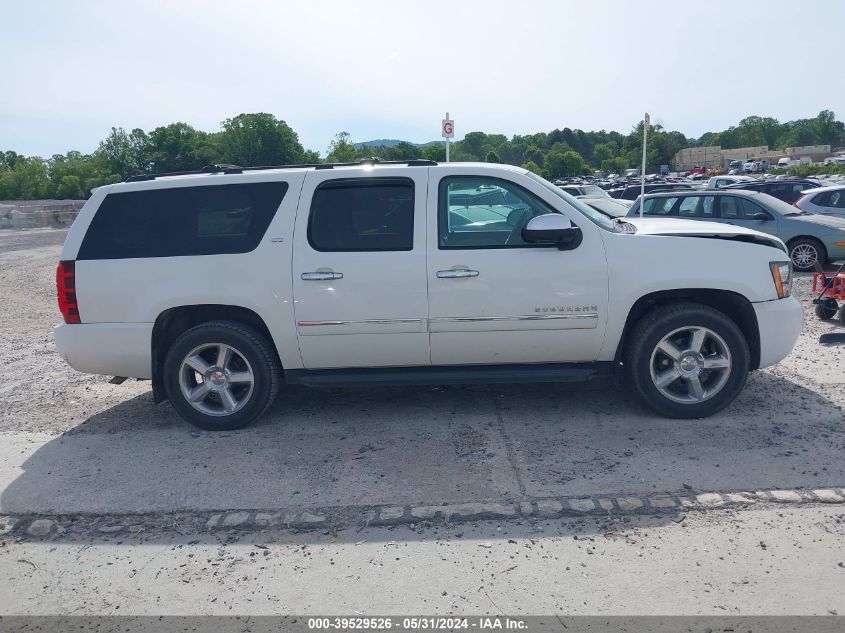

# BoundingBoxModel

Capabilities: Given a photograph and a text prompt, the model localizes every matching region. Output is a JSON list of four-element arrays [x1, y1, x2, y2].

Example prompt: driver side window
[[438, 176, 558, 249]]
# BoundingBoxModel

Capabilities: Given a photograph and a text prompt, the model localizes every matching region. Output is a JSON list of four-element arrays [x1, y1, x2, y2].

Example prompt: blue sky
[[2, 0, 843, 157]]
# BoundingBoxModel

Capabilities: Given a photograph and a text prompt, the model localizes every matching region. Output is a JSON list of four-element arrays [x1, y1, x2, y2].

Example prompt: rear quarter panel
[[67, 173, 307, 370]]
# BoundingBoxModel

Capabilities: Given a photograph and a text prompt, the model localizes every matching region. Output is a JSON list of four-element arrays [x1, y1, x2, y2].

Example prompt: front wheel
[[163, 320, 281, 430], [625, 303, 750, 419], [788, 237, 826, 272]]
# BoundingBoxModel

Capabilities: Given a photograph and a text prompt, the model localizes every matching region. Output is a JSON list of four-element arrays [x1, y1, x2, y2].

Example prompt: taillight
[[56, 260, 80, 324]]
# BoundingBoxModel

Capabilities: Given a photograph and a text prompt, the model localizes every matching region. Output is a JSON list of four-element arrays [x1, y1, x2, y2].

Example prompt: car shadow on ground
[[2, 371, 843, 544]]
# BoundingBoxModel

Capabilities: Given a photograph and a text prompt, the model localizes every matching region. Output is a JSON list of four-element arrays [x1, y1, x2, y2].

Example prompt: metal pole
[[445, 112, 450, 162], [640, 112, 649, 217]]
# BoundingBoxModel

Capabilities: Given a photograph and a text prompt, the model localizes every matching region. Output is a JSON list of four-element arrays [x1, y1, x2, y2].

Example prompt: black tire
[[788, 237, 826, 272], [163, 320, 281, 431], [624, 303, 750, 419], [815, 299, 839, 320]]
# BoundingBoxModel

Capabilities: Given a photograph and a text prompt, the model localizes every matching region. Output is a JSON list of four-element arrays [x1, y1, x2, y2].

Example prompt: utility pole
[[640, 112, 649, 217]]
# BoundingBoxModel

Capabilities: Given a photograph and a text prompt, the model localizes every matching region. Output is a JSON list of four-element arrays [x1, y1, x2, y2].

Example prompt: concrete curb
[[5, 487, 844, 540]]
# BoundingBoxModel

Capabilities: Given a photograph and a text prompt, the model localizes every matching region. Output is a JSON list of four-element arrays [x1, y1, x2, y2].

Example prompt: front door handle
[[302, 272, 343, 281], [437, 269, 479, 279]]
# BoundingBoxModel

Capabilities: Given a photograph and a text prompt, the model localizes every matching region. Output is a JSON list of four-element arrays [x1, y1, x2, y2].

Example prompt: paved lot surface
[[1, 227, 844, 615], [2, 506, 844, 615]]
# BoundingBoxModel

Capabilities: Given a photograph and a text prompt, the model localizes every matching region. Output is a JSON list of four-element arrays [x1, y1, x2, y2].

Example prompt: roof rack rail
[[124, 158, 437, 183], [124, 164, 246, 183]]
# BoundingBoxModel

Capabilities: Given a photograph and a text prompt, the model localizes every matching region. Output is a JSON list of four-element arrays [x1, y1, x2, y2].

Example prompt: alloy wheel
[[649, 326, 732, 404], [791, 243, 818, 269], [178, 343, 255, 416]]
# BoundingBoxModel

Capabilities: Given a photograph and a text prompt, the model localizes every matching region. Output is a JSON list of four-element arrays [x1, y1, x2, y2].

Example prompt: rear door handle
[[302, 272, 344, 281], [437, 269, 479, 279]]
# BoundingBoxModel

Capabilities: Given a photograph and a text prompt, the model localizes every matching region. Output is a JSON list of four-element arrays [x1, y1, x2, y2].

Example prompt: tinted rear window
[[78, 182, 287, 260], [308, 178, 414, 252]]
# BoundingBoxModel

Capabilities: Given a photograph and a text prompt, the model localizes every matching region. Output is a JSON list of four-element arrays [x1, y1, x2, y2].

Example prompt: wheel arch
[[786, 235, 827, 256], [151, 304, 282, 403], [614, 289, 761, 371]]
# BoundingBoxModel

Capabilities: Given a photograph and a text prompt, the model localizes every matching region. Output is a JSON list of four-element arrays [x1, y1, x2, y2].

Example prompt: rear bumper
[[753, 296, 803, 368], [54, 322, 153, 379]]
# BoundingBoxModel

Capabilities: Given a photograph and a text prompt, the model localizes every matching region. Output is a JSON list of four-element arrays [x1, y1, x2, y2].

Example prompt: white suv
[[55, 160, 803, 430]]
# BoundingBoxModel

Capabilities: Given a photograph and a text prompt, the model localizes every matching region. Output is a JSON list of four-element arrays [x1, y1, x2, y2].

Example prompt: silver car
[[578, 196, 633, 218], [627, 189, 845, 271], [795, 185, 845, 219]]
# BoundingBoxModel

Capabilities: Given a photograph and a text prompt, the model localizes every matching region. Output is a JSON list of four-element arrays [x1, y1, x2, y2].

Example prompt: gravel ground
[[1, 227, 843, 437], [1, 227, 844, 617]]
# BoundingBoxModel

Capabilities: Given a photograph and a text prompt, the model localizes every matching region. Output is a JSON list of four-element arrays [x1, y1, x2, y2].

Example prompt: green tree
[[600, 157, 628, 175], [302, 149, 322, 164], [325, 132, 359, 163], [522, 145, 545, 167], [49, 151, 116, 198], [217, 113, 304, 167], [485, 150, 501, 163], [421, 143, 446, 162], [97, 127, 149, 178], [145, 122, 211, 172], [544, 149, 587, 179], [459, 132, 488, 160], [592, 142, 616, 164], [0, 157, 51, 199], [521, 160, 542, 175], [56, 175, 83, 199], [781, 124, 820, 148], [811, 109, 843, 146]]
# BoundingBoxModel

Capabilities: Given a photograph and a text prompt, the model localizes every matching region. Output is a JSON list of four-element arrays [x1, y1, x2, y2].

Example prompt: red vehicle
[[812, 266, 845, 322]]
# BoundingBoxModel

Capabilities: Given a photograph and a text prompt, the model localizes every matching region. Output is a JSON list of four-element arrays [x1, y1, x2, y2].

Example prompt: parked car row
[[721, 178, 823, 204], [624, 189, 845, 271]]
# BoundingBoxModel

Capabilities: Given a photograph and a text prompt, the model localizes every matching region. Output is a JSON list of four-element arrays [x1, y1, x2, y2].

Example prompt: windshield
[[581, 185, 609, 198], [760, 194, 809, 217], [524, 171, 617, 231]]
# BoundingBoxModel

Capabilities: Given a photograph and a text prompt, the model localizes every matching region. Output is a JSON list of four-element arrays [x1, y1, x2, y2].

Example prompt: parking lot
[[1, 227, 844, 615]]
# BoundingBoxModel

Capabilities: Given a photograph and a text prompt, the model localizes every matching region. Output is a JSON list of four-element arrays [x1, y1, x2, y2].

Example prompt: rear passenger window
[[813, 192, 831, 206], [78, 182, 288, 260], [642, 197, 678, 215], [765, 184, 790, 201], [678, 196, 715, 217], [721, 196, 769, 219], [719, 196, 742, 218], [308, 178, 414, 252], [815, 190, 845, 209], [791, 184, 809, 201]]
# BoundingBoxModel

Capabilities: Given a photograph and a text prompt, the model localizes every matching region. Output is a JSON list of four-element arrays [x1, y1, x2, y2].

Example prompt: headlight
[[769, 261, 791, 298]]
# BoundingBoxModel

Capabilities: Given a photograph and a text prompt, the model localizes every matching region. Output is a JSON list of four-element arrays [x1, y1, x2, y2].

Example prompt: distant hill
[[355, 139, 446, 149]]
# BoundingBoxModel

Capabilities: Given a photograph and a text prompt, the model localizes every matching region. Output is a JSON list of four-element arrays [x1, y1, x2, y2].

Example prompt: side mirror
[[522, 214, 583, 250], [751, 212, 769, 221]]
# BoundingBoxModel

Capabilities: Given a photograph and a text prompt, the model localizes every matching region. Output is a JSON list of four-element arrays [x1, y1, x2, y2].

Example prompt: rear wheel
[[788, 237, 826, 272], [625, 303, 750, 419], [163, 320, 280, 430]]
